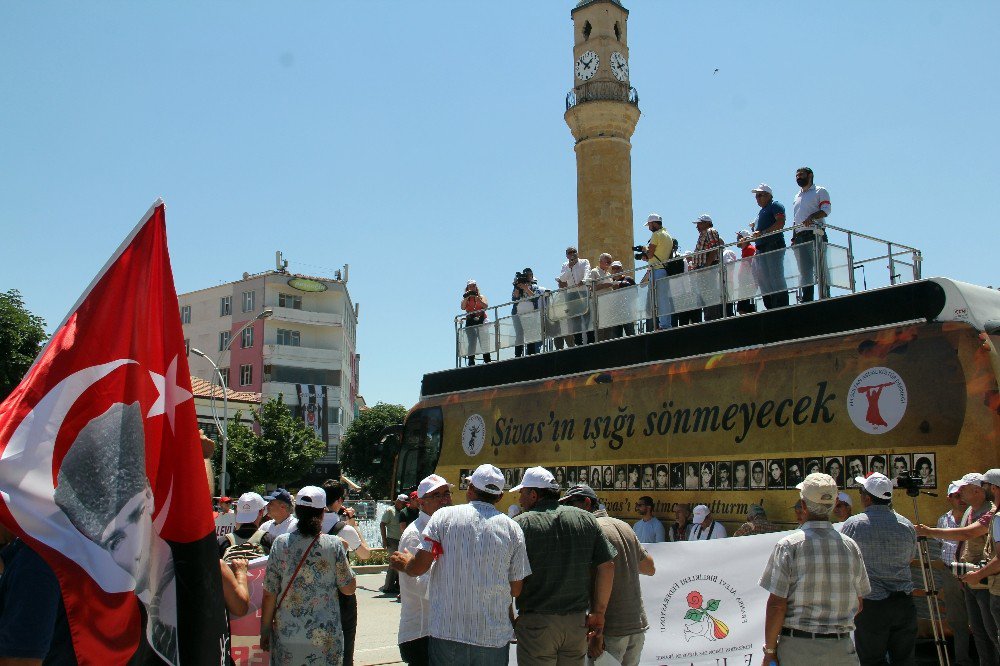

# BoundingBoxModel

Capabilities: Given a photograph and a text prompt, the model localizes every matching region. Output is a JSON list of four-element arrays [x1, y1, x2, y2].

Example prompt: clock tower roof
[[572, 0, 627, 15]]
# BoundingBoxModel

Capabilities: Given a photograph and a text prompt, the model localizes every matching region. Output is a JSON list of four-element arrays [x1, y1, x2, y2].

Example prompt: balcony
[[263, 344, 345, 367], [269, 306, 343, 327], [566, 81, 639, 111]]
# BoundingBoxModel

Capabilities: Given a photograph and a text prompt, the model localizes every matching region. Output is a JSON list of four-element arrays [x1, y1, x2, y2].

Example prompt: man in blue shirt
[[840, 473, 918, 666], [0, 523, 76, 664], [750, 183, 789, 309]]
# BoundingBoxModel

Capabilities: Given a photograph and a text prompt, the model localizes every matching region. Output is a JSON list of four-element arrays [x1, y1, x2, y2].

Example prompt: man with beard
[[846, 457, 866, 488], [786, 460, 804, 488], [632, 497, 665, 544], [790, 167, 831, 302]]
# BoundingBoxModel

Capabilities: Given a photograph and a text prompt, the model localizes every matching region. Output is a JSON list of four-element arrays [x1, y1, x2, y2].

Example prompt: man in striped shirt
[[394, 464, 531, 666], [759, 473, 870, 665]]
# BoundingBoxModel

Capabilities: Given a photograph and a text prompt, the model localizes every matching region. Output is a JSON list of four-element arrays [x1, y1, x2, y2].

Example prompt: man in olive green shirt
[[512, 467, 617, 665]]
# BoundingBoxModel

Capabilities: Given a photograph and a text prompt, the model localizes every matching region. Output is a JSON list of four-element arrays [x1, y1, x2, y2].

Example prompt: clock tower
[[565, 0, 640, 270]]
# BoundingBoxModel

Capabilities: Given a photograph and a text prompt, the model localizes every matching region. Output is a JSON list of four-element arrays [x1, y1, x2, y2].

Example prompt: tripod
[[910, 490, 950, 666]]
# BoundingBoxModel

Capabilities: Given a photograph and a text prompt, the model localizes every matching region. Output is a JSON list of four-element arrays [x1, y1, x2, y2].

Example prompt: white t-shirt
[[792, 185, 832, 228], [260, 515, 295, 540], [215, 512, 236, 538], [689, 520, 728, 540], [397, 511, 433, 644], [559, 259, 591, 287], [322, 511, 363, 551]]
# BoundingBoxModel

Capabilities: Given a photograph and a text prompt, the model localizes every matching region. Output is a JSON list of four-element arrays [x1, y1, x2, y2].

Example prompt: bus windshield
[[395, 407, 443, 495]]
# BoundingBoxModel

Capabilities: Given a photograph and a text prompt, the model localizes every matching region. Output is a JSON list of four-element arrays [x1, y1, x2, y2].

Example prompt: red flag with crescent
[[0, 200, 227, 664]]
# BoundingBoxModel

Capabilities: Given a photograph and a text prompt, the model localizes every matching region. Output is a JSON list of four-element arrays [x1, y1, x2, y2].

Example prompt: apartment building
[[179, 259, 359, 464]]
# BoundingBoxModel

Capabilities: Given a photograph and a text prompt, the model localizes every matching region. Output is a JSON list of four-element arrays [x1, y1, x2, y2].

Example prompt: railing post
[[846, 231, 856, 293], [455, 317, 461, 369], [493, 307, 500, 361], [887, 242, 897, 285], [590, 282, 600, 340], [718, 257, 728, 316], [913, 250, 922, 280], [648, 264, 657, 331], [815, 234, 827, 300]]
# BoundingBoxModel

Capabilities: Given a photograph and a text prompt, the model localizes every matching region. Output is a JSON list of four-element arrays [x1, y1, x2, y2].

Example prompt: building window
[[583, 21, 592, 40], [241, 327, 254, 349], [278, 293, 302, 310], [276, 329, 301, 347], [184, 339, 190, 355], [219, 367, 230, 387], [242, 290, 255, 313], [239, 364, 253, 386], [219, 330, 231, 352], [180, 305, 191, 324], [220, 296, 232, 316]]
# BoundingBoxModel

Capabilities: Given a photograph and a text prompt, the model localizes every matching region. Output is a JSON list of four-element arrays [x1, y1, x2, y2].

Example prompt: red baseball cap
[[409, 491, 419, 499]]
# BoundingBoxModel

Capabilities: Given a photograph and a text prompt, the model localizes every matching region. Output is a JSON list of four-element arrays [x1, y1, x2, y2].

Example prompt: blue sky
[[2, 1, 998, 409]]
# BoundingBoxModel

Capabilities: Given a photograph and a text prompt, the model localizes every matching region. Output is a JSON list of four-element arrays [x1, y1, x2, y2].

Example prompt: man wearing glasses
[[751, 183, 790, 309], [557, 246, 594, 347]]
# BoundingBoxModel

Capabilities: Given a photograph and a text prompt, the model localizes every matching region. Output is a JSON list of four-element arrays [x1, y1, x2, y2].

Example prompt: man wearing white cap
[[691, 214, 725, 321], [380, 494, 408, 595], [218, 491, 270, 559], [916, 472, 998, 664], [389, 475, 454, 666], [958, 469, 1000, 652], [931, 481, 973, 666], [688, 504, 727, 540], [512, 466, 617, 665], [759, 473, 869, 665], [393, 465, 530, 665], [834, 492, 853, 523], [638, 213, 674, 330], [841, 473, 918, 665], [750, 183, 790, 309]]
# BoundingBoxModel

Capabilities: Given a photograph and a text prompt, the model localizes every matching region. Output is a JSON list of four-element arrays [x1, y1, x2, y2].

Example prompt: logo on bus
[[847, 367, 907, 434], [462, 414, 486, 457]]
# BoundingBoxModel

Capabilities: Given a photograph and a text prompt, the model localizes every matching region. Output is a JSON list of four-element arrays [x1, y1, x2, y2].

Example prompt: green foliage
[[214, 395, 327, 493], [0, 290, 47, 401], [340, 402, 407, 498]]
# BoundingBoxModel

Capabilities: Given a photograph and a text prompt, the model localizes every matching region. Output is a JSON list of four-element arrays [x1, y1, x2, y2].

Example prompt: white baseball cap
[[985, 470, 1000, 486], [466, 464, 505, 495], [646, 213, 662, 225], [837, 491, 852, 507], [796, 473, 838, 505], [692, 504, 710, 523], [235, 492, 267, 523], [693, 214, 713, 224], [957, 472, 986, 489], [736, 229, 752, 240], [396, 493, 409, 502], [751, 183, 773, 195], [856, 472, 893, 500], [295, 485, 326, 508], [510, 466, 559, 493], [947, 481, 962, 496], [418, 474, 453, 498], [610, 260, 623, 268]]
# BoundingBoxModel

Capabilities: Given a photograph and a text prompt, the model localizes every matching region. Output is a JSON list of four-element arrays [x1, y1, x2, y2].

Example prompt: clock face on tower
[[610, 52, 629, 82], [575, 50, 599, 81]]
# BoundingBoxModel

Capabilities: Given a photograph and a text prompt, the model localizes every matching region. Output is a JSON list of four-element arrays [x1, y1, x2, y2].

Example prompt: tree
[[213, 395, 326, 493], [340, 402, 407, 498], [0, 290, 47, 402]]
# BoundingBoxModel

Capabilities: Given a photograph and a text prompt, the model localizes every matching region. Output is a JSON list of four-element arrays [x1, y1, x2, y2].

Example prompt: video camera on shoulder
[[952, 560, 989, 576], [896, 472, 924, 497], [632, 245, 646, 261]]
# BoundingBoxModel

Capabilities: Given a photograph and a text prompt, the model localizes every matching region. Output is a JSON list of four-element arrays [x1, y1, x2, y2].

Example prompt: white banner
[[638, 530, 792, 666]]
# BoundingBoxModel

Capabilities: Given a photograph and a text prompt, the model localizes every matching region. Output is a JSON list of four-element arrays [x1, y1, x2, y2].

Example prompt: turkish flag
[[0, 200, 227, 664]]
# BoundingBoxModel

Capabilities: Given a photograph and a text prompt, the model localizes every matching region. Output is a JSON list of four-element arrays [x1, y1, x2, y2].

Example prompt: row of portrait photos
[[458, 453, 938, 492]]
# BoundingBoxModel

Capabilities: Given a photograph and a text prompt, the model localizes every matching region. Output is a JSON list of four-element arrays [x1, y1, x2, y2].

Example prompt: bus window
[[395, 407, 444, 495]]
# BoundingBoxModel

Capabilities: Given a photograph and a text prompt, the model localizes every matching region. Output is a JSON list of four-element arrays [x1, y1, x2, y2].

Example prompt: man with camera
[[917, 472, 999, 664], [840, 472, 919, 665], [636, 214, 673, 330], [957, 469, 1000, 657], [511, 268, 542, 357]]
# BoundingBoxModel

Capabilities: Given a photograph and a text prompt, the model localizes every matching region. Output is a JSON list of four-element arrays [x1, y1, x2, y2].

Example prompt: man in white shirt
[[689, 504, 727, 540], [632, 496, 665, 543], [557, 246, 593, 347], [589, 253, 616, 341], [791, 166, 832, 302], [258, 488, 295, 539], [388, 474, 454, 666], [394, 464, 531, 665]]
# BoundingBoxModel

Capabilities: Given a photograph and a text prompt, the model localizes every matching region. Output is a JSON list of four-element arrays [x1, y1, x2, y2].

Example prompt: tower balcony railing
[[566, 81, 639, 111], [453, 223, 922, 367]]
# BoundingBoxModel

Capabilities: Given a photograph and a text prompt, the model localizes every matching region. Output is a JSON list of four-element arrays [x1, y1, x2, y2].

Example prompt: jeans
[[428, 637, 509, 666], [382, 537, 399, 592], [965, 586, 999, 665], [400, 636, 430, 666], [853, 593, 917, 666], [755, 245, 789, 309], [651, 267, 672, 329]]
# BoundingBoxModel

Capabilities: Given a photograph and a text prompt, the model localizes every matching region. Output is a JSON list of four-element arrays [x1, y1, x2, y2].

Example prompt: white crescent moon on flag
[[0, 359, 139, 593]]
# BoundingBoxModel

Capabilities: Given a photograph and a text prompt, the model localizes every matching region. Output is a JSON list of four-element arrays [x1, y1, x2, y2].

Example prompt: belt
[[780, 627, 850, 640]]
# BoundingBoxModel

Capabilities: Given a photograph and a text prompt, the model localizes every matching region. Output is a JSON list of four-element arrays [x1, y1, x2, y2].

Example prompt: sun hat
[[796, 473, 838, 505], [510, 466, 559, 493], [234, 492, 266, 523], [856, 472, 893, 500]]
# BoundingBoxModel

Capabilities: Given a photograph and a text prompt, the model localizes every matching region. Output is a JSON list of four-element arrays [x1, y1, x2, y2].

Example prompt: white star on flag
[[148, 355, 193, 433]]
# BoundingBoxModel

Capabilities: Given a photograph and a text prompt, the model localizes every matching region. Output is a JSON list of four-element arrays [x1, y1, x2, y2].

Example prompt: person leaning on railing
[[511, 268, 542, 357], [691, 214, 726, 322], [461, 280, 491, 366], [589, 253, 616, 341], [609, 261, 636, 338], [750, 183, 790, 310], [638, 214, 673, 331]]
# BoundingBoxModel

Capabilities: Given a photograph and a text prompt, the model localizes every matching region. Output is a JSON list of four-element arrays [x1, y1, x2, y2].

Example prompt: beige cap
[[796, 473, 838, 505]]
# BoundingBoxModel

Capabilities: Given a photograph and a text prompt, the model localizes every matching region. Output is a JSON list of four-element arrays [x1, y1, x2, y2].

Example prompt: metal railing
[[454, 224, 921, 367], [566, 81, 639, 111]]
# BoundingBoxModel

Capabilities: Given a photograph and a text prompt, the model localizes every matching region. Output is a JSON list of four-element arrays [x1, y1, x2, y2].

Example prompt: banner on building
[[295, 383, 327, 440], [639, 531, 790, 665]]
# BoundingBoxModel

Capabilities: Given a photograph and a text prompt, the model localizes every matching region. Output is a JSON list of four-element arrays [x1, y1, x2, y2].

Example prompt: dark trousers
[[965, 586, 999, 665], [382, 537, 400, 592], [853, 593, 917, 666], [340, 592, 358, 666], [400, 636, 430, 666], [514, 342, 539, 357], [793, 230, 829, 302]]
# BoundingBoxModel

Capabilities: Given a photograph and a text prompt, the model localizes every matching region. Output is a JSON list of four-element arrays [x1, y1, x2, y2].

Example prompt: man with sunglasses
[[791, 167, 832, 302]]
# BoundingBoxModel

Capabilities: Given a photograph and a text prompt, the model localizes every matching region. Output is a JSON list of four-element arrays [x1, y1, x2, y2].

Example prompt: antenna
[[275, 251, 289, 272]]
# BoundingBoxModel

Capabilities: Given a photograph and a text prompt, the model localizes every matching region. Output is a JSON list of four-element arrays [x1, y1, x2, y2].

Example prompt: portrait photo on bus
[[766, 459, 786, 489], [805, 458, 822, 475], [700, 462, 715, 490], [655, 464, 669, 490], [825, 456, 845, 487], [670, 463, 684, 490], [717, 462, 732, 489], [627, 464, 641, 490], [613, 465, 627, 489], [785, 458, 804, 487], [892, 454, 911, 479], [845, 456, 867, 487], [684, 463, 699, 489], [640, 464, 654, 489], [750, 460, 766, 489], [732, 460, 749, 489], [913, 453, 936, 488], [867, 454, 887, 476]]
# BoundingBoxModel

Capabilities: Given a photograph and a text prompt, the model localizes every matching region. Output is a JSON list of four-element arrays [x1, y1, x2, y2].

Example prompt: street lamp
[[192, 308, 272, 497]]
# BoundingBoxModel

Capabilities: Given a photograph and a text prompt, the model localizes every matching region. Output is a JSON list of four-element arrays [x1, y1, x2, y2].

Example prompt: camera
[[463, 290, 476, 298], [896, 472, 924, 497], [952, 561, 988, 576], [632, 245, 646, 261]]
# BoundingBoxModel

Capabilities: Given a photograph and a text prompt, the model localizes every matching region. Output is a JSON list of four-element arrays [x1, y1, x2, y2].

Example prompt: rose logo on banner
[[682, 590, 729, 641]]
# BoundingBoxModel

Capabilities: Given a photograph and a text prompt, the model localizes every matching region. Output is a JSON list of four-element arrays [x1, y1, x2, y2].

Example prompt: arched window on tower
[[614, 22, 621, 42], [583, 21, 592, 40]]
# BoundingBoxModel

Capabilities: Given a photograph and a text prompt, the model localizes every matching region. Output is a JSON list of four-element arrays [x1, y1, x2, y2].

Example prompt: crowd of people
[[460, 167, 832, 365]]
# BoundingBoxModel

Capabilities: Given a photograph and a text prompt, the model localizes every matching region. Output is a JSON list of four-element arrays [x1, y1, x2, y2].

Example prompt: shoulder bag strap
[[275, 534, 320, 612]]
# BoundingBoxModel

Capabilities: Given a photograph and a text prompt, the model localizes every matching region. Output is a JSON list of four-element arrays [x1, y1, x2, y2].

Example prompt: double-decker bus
[[391, 227, 1000, 529]]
